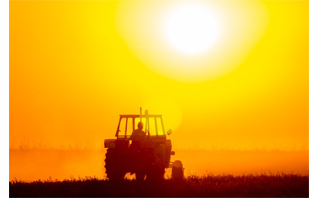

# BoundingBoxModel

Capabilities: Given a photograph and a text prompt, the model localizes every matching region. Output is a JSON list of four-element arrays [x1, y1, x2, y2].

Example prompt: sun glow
[[165, 4, 220, 54], [116, 0, 269, 82]]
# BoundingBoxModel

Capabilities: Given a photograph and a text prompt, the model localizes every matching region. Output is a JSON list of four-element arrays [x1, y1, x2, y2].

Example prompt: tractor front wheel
[[171, 160, 184, 179]]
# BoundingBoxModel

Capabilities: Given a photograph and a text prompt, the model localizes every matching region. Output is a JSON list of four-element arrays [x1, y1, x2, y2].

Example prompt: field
[[9, 147, 308, 196], [10, 174, 308, 197]]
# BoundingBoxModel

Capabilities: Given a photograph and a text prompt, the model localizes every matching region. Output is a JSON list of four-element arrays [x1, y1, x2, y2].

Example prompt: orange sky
[[10, 0, 308, 152]]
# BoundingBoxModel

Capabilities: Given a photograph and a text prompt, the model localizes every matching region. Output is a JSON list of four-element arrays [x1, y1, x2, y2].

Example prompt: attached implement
[[104, 108, 183, 180]]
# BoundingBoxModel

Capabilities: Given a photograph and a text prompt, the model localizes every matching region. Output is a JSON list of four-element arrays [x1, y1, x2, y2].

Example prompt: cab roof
[[119, 114, 162, 118]]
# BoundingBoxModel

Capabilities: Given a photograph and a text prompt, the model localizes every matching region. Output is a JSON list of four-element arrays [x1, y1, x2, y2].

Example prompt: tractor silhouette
[[104, 108, 183, 180]]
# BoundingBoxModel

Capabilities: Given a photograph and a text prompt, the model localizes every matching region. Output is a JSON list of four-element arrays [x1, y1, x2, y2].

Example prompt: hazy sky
[[10, 0, 308, 150]]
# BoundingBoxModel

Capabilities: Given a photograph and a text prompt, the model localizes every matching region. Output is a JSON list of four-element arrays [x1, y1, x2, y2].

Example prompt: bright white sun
[[165, 4, 220, 54]]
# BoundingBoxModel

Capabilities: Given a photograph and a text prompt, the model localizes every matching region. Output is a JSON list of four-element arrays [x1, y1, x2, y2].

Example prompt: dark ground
[[10, 173, 308, 197]]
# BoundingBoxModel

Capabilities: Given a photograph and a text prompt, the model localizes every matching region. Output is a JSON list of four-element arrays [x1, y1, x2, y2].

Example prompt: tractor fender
[[165, 139, 172, 168], [104, 139, 116, 148], [165, 139, 172, 153]]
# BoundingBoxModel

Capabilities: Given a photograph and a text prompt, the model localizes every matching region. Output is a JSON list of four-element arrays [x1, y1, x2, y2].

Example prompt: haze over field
[[9, 148, 308, 182], [10, 0, 308, 181]]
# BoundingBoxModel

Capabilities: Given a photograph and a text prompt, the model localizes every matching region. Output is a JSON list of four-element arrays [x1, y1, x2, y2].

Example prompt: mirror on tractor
[[167, 129, 172, 135]]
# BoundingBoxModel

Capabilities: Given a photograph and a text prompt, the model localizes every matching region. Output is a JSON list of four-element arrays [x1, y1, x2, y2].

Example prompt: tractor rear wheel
[[135, 172, 146, 181], [105, 148, 126, 181], [146, 167, 165, 181]]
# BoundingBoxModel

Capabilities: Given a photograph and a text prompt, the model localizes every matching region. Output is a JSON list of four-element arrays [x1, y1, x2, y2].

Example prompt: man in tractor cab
[[130, 122, 146, 149], [130, 122, 146, 140]]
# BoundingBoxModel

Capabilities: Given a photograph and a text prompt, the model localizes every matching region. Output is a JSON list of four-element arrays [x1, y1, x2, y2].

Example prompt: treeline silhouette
[[10, 173, 308, 197]]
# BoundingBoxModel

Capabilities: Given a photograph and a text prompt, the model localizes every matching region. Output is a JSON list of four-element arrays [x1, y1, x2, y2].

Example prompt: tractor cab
[[115, 110, 172, 139]]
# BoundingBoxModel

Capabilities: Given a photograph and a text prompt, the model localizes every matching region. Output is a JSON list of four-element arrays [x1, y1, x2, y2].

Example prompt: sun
[[116, 1, 269, 82], [165, 4, 220, 54]]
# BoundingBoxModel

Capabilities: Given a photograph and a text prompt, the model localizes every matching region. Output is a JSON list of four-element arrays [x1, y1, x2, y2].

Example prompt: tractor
[[104, 108, 183, 180]]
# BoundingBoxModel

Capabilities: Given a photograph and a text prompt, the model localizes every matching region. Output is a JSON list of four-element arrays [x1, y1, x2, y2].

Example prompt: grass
[[10, 173, 308, 197]]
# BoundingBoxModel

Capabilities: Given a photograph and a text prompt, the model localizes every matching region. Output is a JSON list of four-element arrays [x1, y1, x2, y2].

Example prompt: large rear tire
[[135, 172, 146, 181], [146, 167, 165, 181], [105, 148, 126, 181]]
